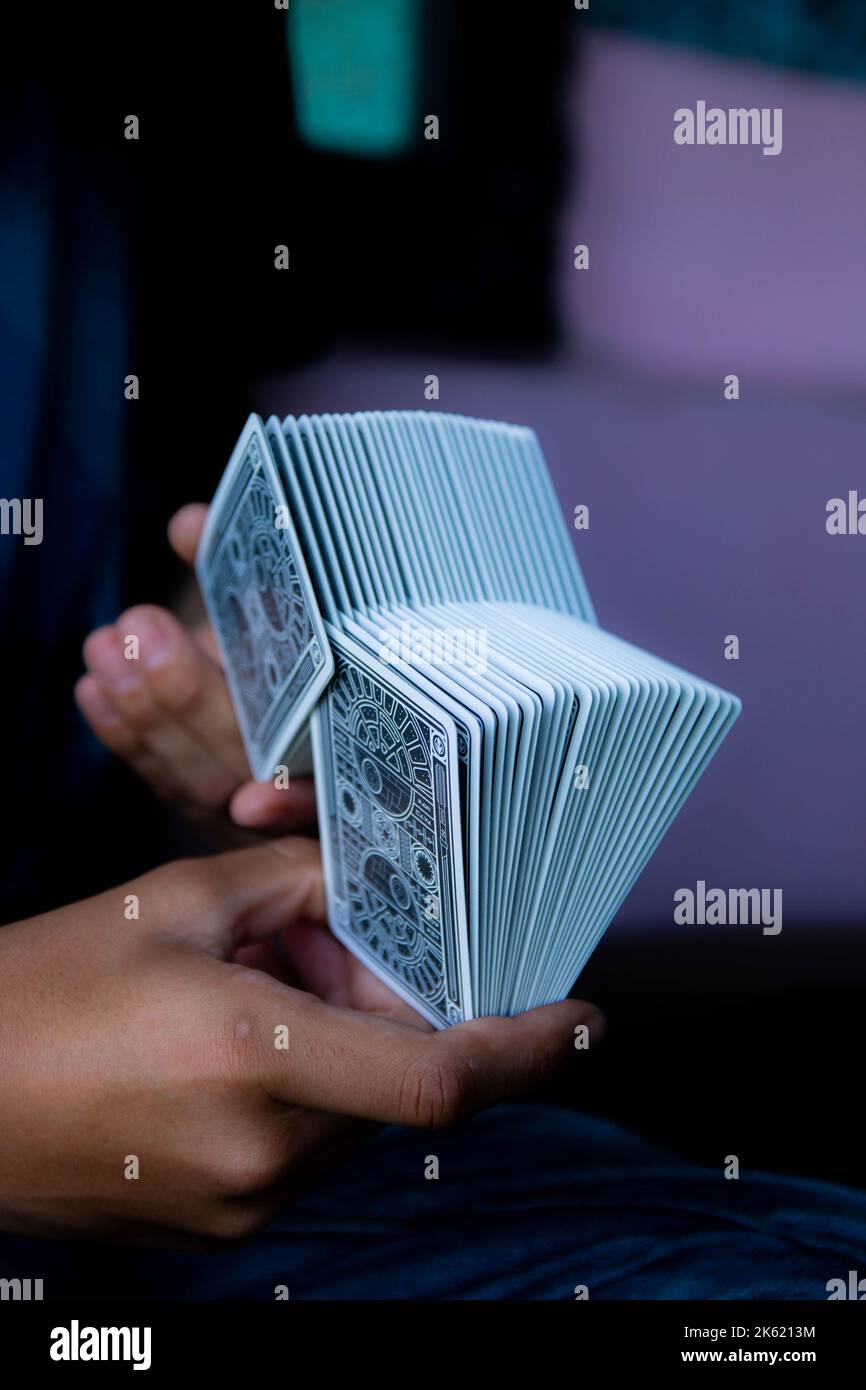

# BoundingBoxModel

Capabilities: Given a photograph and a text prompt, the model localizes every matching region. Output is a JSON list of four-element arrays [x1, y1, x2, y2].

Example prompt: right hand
[[0, 839, 604, 1244], [75, 504, 313, 837]]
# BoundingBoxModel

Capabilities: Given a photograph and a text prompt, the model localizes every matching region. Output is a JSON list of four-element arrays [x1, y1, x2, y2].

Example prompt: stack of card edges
[[198, 413, 740, 1027]]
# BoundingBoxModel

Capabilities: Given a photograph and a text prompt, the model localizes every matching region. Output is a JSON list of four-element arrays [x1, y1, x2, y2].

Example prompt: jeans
[[3, 1106, 864, 1300]]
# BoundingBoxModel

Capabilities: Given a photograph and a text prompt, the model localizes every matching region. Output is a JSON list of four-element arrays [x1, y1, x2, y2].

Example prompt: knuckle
[[154, 855, 220, 914], [198, 1201, 267, 1243], [398, 1049, 469, 1130], [116, 691, 156, 727], [215, 1006, 273, 1082], [204, 1135, 284, 1201]]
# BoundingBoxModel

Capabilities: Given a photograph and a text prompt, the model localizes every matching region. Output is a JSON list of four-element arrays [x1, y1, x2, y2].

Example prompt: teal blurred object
[[592, 0, 866, 82], [288, 0, 420, 157]]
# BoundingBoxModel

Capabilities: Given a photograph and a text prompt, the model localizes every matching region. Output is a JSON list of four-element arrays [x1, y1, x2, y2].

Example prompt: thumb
[[257, 993, 605, 1127]]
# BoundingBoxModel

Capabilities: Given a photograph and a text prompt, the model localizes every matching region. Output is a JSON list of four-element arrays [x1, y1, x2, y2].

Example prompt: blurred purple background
[[258, 29, 866, 929]]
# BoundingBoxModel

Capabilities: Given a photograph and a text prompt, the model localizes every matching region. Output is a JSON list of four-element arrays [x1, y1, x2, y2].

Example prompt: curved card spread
[[196, 410, 738, 1023], [313, 627, 472, 1028], [196, 415, 333, 780]]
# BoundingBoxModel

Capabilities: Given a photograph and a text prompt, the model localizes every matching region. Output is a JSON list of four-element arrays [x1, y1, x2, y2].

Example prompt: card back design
[[197, 417, 333, 779], [314, 635, 469, 1027]]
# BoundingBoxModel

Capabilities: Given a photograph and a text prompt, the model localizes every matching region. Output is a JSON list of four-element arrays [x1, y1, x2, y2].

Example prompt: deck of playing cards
[[198, 412, 740, 1027]]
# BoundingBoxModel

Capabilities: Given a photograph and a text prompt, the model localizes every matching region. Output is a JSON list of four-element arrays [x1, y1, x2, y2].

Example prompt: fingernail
[[133, 613, 172, 669], [88, 633, 141, 693]]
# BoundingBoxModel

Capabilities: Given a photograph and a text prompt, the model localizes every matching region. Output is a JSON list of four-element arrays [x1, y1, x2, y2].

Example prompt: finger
[[191, 619, 222, 666], [233, 940, 299, 987], [230, 779, 318, 832], [74, 671, 127, 741], [253, 991, 605, 1128], [274, 922, 429, 1026], [74, 674, 187, 804], [185, 836, 327, 953], [82, 624, 237, 809], [167, 503, 224, 667], [167, 503, 208, 567], [118, 604, 250, 782]]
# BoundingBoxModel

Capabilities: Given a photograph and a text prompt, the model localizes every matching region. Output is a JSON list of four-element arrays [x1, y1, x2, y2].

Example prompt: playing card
[[196, 414, 333, 780], [312, 625, 473, 1028]]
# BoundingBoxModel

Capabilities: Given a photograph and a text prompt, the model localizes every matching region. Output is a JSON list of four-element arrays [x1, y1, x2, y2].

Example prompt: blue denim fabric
[[3, 1105, 865, 1300]]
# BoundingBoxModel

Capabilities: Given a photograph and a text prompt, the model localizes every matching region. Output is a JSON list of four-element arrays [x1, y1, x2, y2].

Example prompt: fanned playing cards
[[198, 412, 740, 1027]]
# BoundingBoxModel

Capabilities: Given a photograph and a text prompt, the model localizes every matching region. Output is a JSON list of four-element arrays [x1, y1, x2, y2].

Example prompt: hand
[[0, 839, 604, 1244], [75, 504, 309, 836]]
